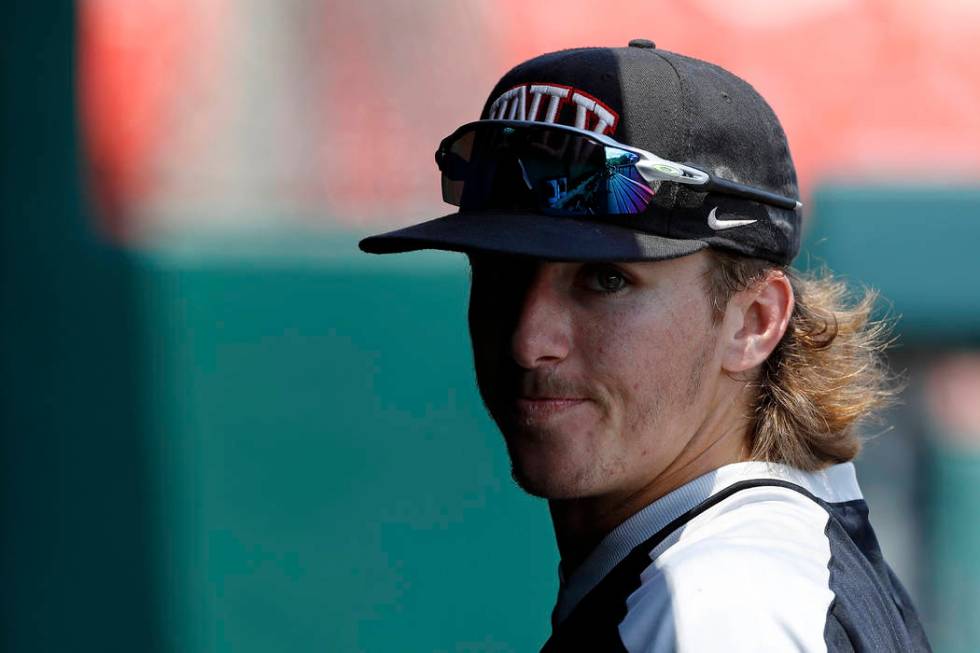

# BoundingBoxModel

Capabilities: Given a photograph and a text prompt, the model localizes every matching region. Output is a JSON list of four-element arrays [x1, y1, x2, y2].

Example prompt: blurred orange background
[[78, 0, 980, 239]]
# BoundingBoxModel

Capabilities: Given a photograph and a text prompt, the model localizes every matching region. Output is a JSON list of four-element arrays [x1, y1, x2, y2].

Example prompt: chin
[[493, 411, 608, 499], [508, 452, 601, 500], [511, 468, 561, 498], [511, 470, 580, 499]]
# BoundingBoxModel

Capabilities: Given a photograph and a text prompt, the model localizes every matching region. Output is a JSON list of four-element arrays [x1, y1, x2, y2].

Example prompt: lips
[[490, 372, 593, 423], [514, 397, 588, 420]]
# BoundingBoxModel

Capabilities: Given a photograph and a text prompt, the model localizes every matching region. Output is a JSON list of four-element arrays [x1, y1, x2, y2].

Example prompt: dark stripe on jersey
[[817, 499, 932, 652], [540, 479, 931, 653]]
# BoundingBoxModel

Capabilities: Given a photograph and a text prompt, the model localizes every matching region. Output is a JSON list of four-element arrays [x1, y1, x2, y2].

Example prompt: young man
[[360, 41, 931, 652]]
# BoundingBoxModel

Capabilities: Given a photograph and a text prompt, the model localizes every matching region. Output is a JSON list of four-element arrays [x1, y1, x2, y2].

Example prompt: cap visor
[[358, 211, 706, 262]]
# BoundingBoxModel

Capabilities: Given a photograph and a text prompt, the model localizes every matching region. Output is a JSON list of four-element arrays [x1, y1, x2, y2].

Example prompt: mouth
[[512, 397, 589, 420]]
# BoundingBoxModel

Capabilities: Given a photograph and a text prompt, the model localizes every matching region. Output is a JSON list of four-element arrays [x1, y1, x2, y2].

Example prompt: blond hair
[[705, 250, 898, 471]]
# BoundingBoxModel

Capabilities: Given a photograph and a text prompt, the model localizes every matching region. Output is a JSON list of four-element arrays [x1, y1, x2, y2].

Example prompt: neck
[[548, 380, 752, 576]]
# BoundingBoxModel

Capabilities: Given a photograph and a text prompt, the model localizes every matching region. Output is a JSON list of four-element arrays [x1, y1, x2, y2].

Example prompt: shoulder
[[620, 485, 838, 652]]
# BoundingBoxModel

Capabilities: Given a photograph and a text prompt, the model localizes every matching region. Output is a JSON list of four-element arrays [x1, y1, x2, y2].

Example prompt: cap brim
[[358, 211, 707, 262]]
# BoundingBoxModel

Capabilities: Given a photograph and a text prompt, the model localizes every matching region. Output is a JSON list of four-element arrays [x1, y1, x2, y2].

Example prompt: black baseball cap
[[359, 40, 801, 265]]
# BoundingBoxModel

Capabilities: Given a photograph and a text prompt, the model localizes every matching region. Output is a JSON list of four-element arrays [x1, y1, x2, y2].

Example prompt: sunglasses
[[435, 120, 801, 217]]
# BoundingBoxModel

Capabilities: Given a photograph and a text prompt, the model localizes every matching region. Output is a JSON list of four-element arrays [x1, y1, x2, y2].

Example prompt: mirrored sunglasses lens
[[440, 125, 657, 215], [604, 148, 656, 214]]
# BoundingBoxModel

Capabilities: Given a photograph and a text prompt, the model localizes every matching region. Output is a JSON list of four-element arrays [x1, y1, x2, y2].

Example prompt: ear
[[720, 271, 795, 374]]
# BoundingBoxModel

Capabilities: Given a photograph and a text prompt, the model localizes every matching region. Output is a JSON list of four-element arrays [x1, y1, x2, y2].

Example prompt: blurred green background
[[4, 2, 980, 652]]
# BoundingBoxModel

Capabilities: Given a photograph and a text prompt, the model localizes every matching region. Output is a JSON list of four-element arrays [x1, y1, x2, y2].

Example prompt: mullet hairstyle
[[704, 250, 899, 471]]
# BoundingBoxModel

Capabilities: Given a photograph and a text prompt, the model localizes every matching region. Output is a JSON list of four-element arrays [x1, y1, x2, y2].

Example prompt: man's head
[[361, 42, 892, 501]]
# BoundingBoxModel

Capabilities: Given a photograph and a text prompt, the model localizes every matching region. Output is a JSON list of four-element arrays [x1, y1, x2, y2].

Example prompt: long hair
[[704, 250, 899, 471]]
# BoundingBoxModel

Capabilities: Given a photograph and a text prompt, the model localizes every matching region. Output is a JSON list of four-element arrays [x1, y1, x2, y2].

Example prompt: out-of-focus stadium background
[[3, 1, 980, 651]]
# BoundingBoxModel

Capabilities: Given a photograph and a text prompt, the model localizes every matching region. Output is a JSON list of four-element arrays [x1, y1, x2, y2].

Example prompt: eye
[[469, 255, 535, 295], [581, 264, 630, 294]]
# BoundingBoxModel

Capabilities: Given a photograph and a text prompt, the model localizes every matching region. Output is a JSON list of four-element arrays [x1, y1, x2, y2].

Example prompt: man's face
[[468, 251, 724, 500]]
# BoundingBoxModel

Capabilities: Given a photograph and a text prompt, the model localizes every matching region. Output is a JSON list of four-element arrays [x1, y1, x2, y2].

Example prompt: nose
[[511, 265, 572, 369]]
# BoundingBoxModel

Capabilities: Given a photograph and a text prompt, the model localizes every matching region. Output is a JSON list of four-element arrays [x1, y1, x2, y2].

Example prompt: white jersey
[[541, 462, 930, 652]]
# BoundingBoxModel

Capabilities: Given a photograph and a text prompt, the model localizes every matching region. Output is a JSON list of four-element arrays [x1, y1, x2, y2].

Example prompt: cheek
[[468, 279, 523, 355], [579, 308, 674, 400], [592, 299, 715, 405], [468, 291, 506, 356], [468, 301, 498, 395]]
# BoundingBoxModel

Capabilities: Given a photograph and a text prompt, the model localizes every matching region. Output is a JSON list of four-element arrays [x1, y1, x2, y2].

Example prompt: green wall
[[134, 245, 557, 652], [1, 1, 157, 650], [804, 185, 980, 344]]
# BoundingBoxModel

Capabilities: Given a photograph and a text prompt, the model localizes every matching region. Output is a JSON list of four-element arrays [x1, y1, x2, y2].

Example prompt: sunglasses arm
[[634, 156, 801, 210], [704, 176, 803, 210]]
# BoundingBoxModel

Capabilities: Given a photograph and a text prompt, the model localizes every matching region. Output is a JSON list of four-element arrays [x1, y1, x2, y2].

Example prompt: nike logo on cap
[[708, 207, 756, 230]]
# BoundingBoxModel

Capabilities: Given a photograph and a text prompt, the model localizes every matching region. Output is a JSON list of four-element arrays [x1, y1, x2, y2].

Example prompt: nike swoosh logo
[[708, 207, 756, 230]]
